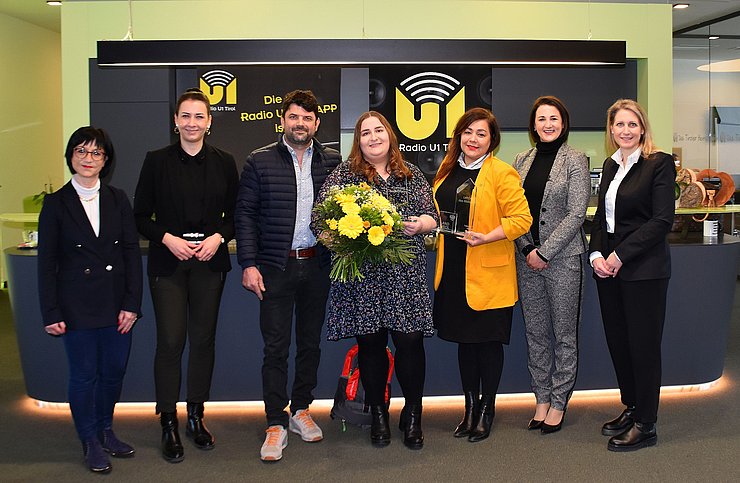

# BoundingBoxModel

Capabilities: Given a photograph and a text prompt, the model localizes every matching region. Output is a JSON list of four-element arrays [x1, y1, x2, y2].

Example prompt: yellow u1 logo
[[200, 70, 237, 105], [395, 71, 466, 141]]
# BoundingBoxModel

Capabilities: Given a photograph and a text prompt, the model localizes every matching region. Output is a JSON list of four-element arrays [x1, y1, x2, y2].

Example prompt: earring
[[206, 126, 211, 136], [174, 125, 180, 134]]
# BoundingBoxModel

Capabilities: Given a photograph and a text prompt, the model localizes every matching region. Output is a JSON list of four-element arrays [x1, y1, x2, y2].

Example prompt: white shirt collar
[[610, 147, 642, 167], [457, 152, 488, 170]]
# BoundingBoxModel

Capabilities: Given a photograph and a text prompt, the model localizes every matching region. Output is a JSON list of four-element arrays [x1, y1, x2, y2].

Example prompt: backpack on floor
[[330, 344, 394, 430]]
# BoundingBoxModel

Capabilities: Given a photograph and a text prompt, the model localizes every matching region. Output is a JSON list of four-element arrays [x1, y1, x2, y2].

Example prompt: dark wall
[[89, 60, 636, 202], [89, 60, 174, 205]]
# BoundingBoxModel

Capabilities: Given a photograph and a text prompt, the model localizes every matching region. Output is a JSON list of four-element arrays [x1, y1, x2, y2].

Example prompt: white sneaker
[[260, 425, 287, 462], [289, 409, 323, 442]]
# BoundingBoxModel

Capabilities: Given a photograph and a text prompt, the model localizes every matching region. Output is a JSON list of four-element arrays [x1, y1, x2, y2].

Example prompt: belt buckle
[[294, 247, 311, 260]]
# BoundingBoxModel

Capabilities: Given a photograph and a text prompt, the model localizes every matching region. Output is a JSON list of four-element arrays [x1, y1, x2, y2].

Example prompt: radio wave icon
[[399, 72, 461, 104], [201, 70, 235, 87]]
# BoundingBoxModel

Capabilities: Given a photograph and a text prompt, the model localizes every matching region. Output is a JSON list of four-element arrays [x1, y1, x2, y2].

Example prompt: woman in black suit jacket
[[589, 99, 675, 452], [134, 88, 238, 462], [38, 126, 143, 473]]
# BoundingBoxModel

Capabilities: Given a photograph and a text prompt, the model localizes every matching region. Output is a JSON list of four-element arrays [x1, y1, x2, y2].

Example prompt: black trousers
[[151, 259, 225, 413], [595, 275, 669, 424], [259, 258, 330, 427]]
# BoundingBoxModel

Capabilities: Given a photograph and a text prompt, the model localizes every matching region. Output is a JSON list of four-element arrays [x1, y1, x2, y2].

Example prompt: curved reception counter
[[5, 233, 739, 403]]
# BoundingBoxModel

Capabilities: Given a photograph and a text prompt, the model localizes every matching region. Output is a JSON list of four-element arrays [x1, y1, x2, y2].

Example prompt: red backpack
[[330, 344, 394, 430]]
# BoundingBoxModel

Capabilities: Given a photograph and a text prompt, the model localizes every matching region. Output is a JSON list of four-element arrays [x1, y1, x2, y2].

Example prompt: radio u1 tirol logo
[[200, 70, 237, 106], [395, 72, 465, 140]]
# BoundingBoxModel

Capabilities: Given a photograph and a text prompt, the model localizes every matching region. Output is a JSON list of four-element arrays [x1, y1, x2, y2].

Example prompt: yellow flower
[[335, 193, 356, 205], [359, 182, 371, 190], [367, 226, 386, 246], [370, 193, 392, 211], [382, 224, 392, 235], [338, 214, 364, 239], [327, 219, 338, 230], [363, 220, 371, 229], [382, 212, 394, 226], [341, 202, 361, 215]]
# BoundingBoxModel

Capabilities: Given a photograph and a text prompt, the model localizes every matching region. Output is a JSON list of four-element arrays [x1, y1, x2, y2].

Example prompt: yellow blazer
[[433, 154, 532, 310]]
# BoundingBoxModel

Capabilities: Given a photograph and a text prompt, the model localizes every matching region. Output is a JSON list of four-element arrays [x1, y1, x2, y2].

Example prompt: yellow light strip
[[23, 377, 726, 414]]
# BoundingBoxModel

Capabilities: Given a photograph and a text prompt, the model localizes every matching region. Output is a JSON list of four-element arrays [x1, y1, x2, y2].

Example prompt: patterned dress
[[316, 161, 438, 340]]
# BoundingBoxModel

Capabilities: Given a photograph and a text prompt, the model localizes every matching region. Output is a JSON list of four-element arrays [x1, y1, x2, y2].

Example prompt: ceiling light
[[708, 36, 720, 40], [697, 59, 740, 73], [673, 3, 690, 9], [46, 1, 62, 5]]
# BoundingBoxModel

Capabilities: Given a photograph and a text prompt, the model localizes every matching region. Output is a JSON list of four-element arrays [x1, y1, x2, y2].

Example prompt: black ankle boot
[[160, 411, 184, 463], [602, 406, 636, 436], [453, 391, 479, 438], [468, 394, 495, 443], [399, 405, 424, 450], [370, 405, 391, 447], [186, 402, 215, 450]]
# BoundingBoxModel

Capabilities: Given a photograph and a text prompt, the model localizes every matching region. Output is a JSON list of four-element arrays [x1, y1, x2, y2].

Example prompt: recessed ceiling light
[[673, 4, 690, 9], [708, 36, 720, 40], [46, 1, 62, 5]]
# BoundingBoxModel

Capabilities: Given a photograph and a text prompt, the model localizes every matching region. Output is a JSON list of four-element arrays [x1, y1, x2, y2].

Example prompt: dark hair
[[348, 111, 412, 183], [529, 95, 570, 142], [65, 126, 115, 178], [434, 108, 500, 184], [281, 89, 320, 119], [175, 87, 211, 115]]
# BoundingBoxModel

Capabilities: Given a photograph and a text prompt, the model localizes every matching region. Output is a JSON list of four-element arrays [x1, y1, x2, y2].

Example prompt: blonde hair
[[606, 99, 658, 157]]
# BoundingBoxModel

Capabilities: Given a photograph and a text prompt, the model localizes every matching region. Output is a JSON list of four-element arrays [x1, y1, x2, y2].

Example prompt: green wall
[[0, 13, 62, 242], [61, 1, 672, 167]]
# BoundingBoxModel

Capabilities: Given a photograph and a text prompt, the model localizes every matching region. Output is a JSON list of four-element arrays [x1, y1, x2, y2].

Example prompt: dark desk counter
[[6, 236, 739, 403]]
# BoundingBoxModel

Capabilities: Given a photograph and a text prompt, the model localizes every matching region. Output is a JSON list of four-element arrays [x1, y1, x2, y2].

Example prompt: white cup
[[703, 220, 719, 238]]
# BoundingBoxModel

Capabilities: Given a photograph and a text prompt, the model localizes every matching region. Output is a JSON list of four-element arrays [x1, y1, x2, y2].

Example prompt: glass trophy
[[439, 178, 475, 234]]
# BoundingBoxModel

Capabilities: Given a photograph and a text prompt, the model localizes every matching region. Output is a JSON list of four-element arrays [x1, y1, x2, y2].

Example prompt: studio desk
[[6, 231, 740, 404]]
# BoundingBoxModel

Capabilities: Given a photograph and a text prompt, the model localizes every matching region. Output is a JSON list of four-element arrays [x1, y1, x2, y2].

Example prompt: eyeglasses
[[73, 147, 106, 162]]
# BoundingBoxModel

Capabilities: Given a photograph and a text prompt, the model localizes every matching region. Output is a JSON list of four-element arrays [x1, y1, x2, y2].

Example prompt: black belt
[[288, 247, 317, 259]]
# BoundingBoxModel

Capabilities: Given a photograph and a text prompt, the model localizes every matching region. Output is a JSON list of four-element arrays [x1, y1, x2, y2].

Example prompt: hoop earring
[[174, 125, 180, 134], [206, 126, 211, 136]]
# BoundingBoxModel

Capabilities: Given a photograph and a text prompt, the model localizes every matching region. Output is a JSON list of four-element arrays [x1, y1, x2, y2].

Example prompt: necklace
[[79, 191, 99, 202]]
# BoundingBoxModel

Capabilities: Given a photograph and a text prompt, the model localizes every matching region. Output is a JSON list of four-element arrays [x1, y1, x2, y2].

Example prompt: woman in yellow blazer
[[433, 107, 531, 442]]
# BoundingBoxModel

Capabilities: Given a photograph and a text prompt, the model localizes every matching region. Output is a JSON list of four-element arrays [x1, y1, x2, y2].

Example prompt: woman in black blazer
[[134, 88, 239, 462], [589, 99, 675, 452], [38, 126, 143, 473]]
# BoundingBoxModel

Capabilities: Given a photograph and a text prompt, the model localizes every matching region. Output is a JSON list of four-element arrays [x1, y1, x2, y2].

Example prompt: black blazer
[[589, 151, 675, 281], [134, 143, 239, 276], [37, 182, 143, 330]]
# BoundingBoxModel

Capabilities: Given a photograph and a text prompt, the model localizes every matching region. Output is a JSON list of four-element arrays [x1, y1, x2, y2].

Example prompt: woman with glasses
[[433, 107, 531, 443], [134, 88, 239, 462], [38, 126, 143, 473]]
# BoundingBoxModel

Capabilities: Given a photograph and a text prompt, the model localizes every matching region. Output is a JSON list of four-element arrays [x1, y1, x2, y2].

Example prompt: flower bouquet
[[314, 182, 415, 282]]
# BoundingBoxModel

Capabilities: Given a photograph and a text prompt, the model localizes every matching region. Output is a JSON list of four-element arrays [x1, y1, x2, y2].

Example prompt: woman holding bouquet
[[433, 107, 532, 442], [315, 111, 438, 449]]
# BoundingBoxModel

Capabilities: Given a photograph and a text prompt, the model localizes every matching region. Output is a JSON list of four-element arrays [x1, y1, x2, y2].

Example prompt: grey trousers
[[516, 252, 583, 410]]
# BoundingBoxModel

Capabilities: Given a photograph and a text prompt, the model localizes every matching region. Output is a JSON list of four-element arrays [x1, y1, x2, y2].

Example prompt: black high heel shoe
[[399, 405, 424, 450], [370, 405, 391, 447], [527, 419, 544, 430], [541, 409, 566, 434]]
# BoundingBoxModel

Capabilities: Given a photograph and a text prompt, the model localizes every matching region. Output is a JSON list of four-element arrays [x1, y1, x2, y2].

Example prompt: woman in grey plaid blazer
[[513, 96, 591, 434]]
